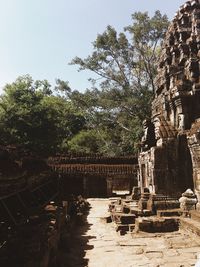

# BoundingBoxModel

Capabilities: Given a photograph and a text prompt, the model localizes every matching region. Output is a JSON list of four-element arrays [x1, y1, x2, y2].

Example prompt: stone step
[[157, 209, 182, 217], [130, 208, 152, 217], [142, 209, 152, 216], [180, 217, 200, 237]]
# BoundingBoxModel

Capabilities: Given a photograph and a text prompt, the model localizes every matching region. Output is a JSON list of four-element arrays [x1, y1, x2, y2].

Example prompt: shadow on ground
[[57, 212, 96, 267]]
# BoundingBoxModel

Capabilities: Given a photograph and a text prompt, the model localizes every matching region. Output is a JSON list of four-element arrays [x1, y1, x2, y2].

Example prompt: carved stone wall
[[153, 0, 200, 129], [139, 0, 200, 197], [188, 120, 200, 207]]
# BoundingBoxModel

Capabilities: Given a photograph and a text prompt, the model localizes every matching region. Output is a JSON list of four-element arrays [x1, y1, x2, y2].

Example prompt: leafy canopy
[[70, 11, 169, 155], [0, 11, 169, 156], [0, 75, 85, 155]]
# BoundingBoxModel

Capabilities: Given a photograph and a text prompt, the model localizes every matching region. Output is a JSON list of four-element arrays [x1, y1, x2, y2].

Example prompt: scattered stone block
[[135, 217, 179, 233]]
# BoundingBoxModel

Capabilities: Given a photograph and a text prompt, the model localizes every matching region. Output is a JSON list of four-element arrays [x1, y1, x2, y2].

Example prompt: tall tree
[[70, 11, 169, 155], [125, 10, 169, 93]]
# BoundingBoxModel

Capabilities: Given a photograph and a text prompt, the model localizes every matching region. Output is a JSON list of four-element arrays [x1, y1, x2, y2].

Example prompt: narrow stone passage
[[59, 199, 200, 267]]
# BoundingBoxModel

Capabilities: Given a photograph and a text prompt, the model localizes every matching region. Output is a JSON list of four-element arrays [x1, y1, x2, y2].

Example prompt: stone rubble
[[59, 199, 200, 267]]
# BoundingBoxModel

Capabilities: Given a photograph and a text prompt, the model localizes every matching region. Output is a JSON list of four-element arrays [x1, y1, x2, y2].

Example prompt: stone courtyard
[[59, 199, 200, 267]]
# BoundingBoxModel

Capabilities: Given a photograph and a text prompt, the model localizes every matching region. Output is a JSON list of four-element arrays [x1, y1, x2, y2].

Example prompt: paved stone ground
[[59, 199, 200, 267]]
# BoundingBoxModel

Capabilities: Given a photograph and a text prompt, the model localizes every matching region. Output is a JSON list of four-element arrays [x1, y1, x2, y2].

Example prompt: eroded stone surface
[[138, 0, 200, 199], [60, 199, 200, 267]]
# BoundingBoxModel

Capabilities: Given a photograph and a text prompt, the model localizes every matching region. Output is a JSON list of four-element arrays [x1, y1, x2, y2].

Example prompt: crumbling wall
[[139, 0, 200, 196]]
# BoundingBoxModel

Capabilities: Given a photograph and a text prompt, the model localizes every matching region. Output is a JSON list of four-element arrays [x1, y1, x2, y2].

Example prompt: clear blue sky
[[0, 0, 184, 93]]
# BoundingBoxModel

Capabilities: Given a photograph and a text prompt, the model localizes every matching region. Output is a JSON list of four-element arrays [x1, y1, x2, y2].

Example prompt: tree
[[67, 129, 105, 154], [125, 10, 169, 93], [0, 11, 169, 156], [70, 11, 169, 155], [0, 75, 85, 155]]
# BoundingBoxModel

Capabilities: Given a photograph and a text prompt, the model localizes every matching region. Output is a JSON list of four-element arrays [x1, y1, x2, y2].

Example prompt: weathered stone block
[[135, 217, 179, 233]]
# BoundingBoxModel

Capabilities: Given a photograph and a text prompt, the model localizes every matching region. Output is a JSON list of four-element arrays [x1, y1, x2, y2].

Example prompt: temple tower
[[139, 0, 200, 197]]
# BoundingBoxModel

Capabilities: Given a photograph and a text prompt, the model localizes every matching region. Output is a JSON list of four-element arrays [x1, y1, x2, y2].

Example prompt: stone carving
[[138, 0, 200, 198], [131, 186, 141, 200], [179, 189, 197, 213], [178, 113, 185, 130], [153, 117, 161, 140], [140, 120, 156, 151]]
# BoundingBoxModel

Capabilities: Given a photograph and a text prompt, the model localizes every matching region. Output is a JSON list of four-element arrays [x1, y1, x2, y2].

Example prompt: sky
[[0, 0, 185, 93]]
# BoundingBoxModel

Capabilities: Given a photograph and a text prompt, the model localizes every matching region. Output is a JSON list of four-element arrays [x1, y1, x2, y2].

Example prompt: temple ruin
[[138, 0, 200, 202], [109, 0, 200, 245], [2, 0, 200, 266]]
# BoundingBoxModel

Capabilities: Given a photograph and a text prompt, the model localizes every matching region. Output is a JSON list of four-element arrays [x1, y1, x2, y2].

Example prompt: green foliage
[[0, 11, 169, 156], [67, 130, 103, 154], [71, 25, 134, 91], [70, 11, 169, 155], [125, 10, 169, 93], [0, 75, 85, 155]]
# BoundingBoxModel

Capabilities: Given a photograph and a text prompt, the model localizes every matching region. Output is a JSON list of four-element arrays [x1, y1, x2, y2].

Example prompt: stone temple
[[138, 0, 200, 206], [3, 1, 200, 266]]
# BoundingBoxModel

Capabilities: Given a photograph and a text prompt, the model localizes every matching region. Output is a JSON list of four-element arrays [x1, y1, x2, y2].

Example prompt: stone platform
[[157, 209, 182, 217], [135, 217, 180, 233]]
